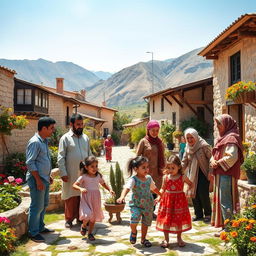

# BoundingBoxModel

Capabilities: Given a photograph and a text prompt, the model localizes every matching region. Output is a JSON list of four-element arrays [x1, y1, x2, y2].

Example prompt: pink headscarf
[[146, 120, 160, 130]]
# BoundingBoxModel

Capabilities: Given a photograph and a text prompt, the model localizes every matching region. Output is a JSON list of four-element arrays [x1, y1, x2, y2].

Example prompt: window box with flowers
[[225, 81, 256, 104]]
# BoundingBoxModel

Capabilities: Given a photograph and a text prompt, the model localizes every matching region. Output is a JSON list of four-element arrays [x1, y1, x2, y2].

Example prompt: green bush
[[49, 179, 62, 192], [49, 146, 58, 169], [113, 113, 132, 131], [4, 152, 27, 181], [111, 131, 120, 145], [48, 127, 65, 147], [180, 117, 208, 137], [131, 126, 146, 144], [242, 152, 256, 172], [160, 122, 175, 143], [0, 217, 16, 254], [90, 139, 102, 156]]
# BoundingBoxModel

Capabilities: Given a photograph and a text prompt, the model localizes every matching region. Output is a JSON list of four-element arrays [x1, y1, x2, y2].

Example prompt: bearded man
[[58, 113, 92, 228]]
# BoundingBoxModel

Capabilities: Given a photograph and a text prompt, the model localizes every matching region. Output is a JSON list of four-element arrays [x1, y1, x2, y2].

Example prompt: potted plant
[[173, 130, 183, 142], [225, 81, 256, 104], [241, 152, 256, 185], [220, 193, 256, 255], [160, 122, 175, 150], [104, 162, 125, 223]]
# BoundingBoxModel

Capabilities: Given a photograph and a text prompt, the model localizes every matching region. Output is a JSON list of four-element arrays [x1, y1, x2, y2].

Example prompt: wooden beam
[[171, 95, 183, 108], [202, 87, 205, 100], [206, 55, 218, 59], [187, 100, 213, 105], [238, 31, 256, 37], [204, 104, 214, 116], [163, 95, 172, 106], [179, 95, 199, 118], [249, 102, 256, 109]]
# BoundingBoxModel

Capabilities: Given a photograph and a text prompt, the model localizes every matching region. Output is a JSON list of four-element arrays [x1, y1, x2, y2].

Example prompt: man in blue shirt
[[26, 117, 56, 242]]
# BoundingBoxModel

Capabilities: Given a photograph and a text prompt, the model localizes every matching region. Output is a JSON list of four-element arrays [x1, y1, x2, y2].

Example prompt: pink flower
[[15, 178, 23, 184], [0, 217, 10, 224], [7, 176, 15, 182]]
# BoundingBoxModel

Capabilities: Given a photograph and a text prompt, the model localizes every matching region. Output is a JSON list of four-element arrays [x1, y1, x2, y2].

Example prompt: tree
[[113, 113, 132, 131]]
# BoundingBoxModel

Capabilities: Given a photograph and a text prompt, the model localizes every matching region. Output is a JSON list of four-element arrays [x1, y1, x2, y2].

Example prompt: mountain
[[92, 71, 113, 80], [87, 47, 213, 106], [0, 58, 100, 90]]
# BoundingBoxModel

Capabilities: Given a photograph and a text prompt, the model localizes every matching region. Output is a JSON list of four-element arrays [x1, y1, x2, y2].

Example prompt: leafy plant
[[49, 146, 58, 169], [0, 176, 22, 213], [113, 112, 132, 131], [180, 117, 208, 137], [90, 139, 102, 156], [0, 217, 17, 254], [225, 81, 256, 101], [49, 179, 62, 192], [111, 131, 120, 145], [173, 130, 183, 139], [242, 152, 256, 172], [48, 127, 65, 147], [160, 122, 175, 143], [106, 162, 124, 204], [3, 153, 27, 181], [131, 126, 146, 144]]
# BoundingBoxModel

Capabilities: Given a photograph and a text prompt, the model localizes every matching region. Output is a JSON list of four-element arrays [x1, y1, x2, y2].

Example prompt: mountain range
[[0, 47, 213, 106]]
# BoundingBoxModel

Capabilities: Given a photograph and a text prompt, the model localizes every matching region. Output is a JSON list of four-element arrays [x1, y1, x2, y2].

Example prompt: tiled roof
[[0, 65, 16, 74], [78, 112, 106, 122]]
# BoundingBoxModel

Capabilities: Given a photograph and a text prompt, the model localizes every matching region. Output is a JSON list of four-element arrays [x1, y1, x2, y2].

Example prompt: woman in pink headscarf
[[210, 114, 244, 235], [136, 120, 165, 190]]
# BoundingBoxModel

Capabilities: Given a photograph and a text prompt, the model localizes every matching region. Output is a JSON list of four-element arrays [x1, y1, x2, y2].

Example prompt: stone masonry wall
[[212, 37, 256, 149]]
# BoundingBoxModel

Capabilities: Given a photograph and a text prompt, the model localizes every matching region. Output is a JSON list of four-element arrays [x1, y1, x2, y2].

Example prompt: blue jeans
[[27, 176, 50, 236], [219, 175, 233, 221]]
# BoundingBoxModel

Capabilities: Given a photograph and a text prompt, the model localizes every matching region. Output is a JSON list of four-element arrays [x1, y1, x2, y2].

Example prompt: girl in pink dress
[[156, 155, 193, 248], [73, 156, 114, 240]]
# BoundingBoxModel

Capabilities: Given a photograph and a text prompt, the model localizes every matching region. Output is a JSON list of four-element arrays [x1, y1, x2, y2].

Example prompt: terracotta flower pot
[[234, 91, 255, 104], [104, 203, 125, 224]]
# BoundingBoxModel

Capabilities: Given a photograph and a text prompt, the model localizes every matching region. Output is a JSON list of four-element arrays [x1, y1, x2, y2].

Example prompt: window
[[230, 51, 241, 85], [152, 100, 155, 113], [172, 112, 176, 126], [103, 128, 109, 137], [35, 90, 48, 108], [197, 107, 205, 122], [17, 89, 32, 105], [161, 98, 164, 112], [66, 106, 70, 126]]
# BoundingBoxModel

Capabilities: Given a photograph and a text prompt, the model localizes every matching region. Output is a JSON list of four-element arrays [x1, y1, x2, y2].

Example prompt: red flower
[[0, 174, 6, 178], [9, 122, 13, 126]]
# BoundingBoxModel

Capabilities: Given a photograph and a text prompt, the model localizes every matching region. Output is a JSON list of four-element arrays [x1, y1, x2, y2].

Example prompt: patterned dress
[[156, 175, 191, 233]]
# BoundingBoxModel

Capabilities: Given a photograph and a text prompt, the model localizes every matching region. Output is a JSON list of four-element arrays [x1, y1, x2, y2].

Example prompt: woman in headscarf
[[104, 134, 114, 162], [136, 120, 165, 193], [182, 128, 212, 222], [210, 114, 243, 234]]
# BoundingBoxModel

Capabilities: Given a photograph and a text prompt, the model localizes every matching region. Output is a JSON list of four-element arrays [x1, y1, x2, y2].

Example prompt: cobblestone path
[[24, 146, 226, 256]]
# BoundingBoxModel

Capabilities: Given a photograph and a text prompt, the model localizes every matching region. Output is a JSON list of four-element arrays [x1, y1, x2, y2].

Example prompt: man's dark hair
[[70, 114, 83, 124], [38, 117, 56, 131]]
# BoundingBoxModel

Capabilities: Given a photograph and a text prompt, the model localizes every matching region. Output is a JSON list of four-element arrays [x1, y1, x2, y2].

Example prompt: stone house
[[199, 13, 256, 150], [144, 77, 214, 142]]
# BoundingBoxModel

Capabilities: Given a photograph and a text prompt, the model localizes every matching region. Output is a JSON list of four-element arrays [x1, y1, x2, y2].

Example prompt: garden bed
[[0, 197, 30, 238]]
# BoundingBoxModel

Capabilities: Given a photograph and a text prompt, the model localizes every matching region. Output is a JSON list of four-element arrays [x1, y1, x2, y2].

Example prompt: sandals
[[88, 233, 95, 241], [80, 225, 87, 236], [141, 239, 152, 247], [160, 240, 169, 248], [130, 232, 137, 244]]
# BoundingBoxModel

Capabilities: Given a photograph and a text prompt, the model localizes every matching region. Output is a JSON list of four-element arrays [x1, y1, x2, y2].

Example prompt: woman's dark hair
[[38, 117, 56, 131], [167, 155, 183, 175], [79, 156, 102, 177], [127, 156, 148, 177]]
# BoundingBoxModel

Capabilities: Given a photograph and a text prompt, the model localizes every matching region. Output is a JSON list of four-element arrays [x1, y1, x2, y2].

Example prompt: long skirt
[[105, 147, 112, 161]]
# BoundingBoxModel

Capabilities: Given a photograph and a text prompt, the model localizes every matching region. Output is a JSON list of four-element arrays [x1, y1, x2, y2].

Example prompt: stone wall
[[238, 180, 256, 208], [212, 37, 256, 149], [0, 197, 30, 238]]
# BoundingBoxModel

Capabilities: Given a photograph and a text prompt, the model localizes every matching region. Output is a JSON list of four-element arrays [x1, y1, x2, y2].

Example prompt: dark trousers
[[64, 196, 80, 222], [192, 169, 212, 218]]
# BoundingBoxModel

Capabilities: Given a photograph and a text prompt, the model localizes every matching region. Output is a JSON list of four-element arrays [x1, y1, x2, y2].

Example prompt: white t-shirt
[[125, 175, 157, 190]]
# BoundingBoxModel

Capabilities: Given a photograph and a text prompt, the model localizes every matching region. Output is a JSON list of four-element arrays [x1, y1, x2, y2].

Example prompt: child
[[117, 156, 162, 247], [179, 136, 186, 160], [73, 156, 114, 240], [156, 155, 192, 248]]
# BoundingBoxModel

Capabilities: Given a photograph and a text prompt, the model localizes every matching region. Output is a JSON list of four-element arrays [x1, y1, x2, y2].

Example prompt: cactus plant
[[108, 162, 124, 203]]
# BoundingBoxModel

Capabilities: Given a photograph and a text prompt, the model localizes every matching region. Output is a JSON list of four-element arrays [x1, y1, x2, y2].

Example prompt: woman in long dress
[[104, 134, 114, 162]]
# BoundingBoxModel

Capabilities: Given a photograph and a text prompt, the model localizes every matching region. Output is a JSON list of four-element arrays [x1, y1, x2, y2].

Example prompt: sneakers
[[65, 221, 73, 228], [30, 234, 45, 242], [40, 228, 55, 233]]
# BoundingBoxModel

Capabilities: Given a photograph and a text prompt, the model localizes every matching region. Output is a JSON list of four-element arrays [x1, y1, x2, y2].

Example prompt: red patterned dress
[[156, 174, 191, 233]]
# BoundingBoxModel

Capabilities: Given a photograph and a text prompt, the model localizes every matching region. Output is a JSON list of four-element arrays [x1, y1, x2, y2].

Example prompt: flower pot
[[245, 170, 256, 185], [234, 91, 256, 104], [240, 169, 247, 180], [104, 203, 125, 224]]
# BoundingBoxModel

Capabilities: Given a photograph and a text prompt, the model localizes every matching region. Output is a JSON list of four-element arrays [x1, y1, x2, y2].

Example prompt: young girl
[[156, 155, 192, 248], [73, 156, 114, 240], [117, 156, 162, 247]]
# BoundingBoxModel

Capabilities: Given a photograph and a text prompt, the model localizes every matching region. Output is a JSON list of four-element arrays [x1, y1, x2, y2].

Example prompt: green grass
[[44, 212, 64, 224], [115, 103, 147, 119], [199, 238, 222, 246]]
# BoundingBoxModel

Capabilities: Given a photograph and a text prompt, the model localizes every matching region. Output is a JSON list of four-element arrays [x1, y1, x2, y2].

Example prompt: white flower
[[4, 182, 9, 185], [7, 176, 15, 182]]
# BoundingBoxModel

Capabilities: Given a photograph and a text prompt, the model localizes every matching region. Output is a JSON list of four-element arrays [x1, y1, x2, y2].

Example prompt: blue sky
[[0, 0, 255, 72]]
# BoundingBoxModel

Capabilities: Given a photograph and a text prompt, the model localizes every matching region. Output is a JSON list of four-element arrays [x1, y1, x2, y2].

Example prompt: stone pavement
[[24, 146, 225, 256]]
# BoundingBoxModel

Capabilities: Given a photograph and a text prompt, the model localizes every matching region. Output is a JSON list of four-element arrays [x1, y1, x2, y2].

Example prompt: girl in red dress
[[156, 155, 193, 248]]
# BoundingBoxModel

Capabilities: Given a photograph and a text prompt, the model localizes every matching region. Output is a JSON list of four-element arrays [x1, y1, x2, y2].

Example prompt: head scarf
[[213, 114, 243, 159], [145, 120, 165, 172]]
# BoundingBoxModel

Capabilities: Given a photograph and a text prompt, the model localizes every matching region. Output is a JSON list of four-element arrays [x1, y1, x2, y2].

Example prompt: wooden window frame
[[161, 97, 164, 112], [230, 51, 241, 85]]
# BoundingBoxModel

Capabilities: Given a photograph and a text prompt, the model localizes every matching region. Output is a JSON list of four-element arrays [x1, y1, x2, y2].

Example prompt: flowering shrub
[[220, 193, 256, 255], [225, 81, 256, 101], [49, 179, 62, 192], [4, 152, 27, 180], [242, 151, 256, 172], [49, 146, 58, 168], [0, 176, 22, 213], [0, 106, 28, 135], [0, 217, 16, 254]]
